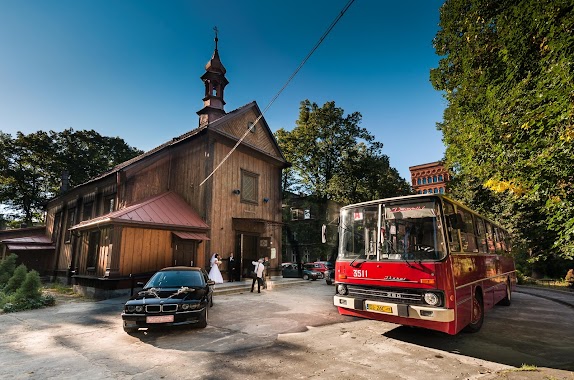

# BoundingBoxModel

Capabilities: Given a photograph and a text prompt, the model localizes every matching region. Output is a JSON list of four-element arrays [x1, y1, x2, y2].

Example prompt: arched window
[[433, 175, 437, 183], [417, 178, 421, 185], [439, 187, 444, 194], [422, 178, 427, 184], [438, 174, 443, 182]]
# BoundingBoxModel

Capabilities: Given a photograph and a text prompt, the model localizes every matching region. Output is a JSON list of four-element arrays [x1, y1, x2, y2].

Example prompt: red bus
[[333, 194, 516, 335]]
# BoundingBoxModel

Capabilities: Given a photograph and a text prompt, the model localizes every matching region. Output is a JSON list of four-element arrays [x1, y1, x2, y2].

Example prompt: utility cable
[[200, 0, 356, 187]]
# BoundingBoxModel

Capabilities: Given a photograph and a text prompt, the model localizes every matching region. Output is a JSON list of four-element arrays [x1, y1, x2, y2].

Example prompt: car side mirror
[[207, 280, 215, 286], [136, 281, 144, 287]]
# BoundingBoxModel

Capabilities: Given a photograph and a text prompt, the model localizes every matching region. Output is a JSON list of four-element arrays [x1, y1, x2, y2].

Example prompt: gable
[[209, 103, 286, 163]]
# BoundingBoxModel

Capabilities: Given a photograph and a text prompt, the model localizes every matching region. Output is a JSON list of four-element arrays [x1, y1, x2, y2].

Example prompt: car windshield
[[144, 270, 204, 288], [339, 199, 447, 261]]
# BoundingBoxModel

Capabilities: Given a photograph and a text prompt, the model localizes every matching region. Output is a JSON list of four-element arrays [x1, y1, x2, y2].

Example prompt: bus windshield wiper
[[402, 255, 429, 274]]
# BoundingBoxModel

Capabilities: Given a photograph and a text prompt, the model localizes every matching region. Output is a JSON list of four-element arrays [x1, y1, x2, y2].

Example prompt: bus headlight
[[423, 292, 440, 306], [336, 284, 348, 295]]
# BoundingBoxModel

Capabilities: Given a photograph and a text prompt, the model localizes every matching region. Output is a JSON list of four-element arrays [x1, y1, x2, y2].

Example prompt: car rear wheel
[[197, 306, 208, 328], [326, 279, 333, 285]]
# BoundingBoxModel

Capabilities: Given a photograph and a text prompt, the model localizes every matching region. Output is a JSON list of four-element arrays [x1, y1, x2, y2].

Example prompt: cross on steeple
[[213, 26, 219, 50]]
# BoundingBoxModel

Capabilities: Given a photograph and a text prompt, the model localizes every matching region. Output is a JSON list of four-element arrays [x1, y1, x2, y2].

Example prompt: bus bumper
[[334, 295, 455, 323]]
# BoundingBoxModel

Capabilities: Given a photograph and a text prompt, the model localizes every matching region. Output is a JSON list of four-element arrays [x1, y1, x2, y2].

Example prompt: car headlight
[[423, 292, 440, 306], [135, 305, 144, 313], [181, 304, 190, 310], [336, 284, 348, 295], [127, 305, 136, 312]]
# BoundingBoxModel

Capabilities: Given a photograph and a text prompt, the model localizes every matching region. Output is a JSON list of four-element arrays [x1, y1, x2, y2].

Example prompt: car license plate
[[146, 315, 174, 323], [366, 304, 393, 314]]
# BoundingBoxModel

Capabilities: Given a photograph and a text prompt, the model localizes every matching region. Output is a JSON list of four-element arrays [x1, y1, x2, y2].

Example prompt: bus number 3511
[[353, 269, 368, 278]]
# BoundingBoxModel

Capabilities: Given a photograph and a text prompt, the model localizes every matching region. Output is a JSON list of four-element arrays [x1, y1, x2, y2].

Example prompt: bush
[[0, 263, 56, 313], [0, 254, 18, 286], [15, 270, 42, 301], [4, 264, 27, 293]]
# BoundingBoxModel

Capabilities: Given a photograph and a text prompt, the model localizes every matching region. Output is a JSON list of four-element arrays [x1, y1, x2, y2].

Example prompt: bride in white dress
[[208, 253, 224, 283]]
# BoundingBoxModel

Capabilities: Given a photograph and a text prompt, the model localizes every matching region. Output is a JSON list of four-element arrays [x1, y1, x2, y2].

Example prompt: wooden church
[[25, 34, 288, 297]]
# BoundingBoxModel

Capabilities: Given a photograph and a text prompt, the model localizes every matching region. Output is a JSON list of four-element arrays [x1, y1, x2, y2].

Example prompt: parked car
[[303, 262, 334, 279], [325, 268, 335, 285], [121, 267, 214, 333], [282, 263, 321, 280]]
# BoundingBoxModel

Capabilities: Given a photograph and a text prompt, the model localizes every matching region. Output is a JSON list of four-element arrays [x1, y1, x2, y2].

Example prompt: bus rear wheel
[[464, 291, 484, 333]]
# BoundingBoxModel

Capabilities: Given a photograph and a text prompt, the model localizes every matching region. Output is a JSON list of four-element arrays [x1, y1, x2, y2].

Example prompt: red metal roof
[[2, 235, 53, 244], [172, 231, 210, 240], [71, 192, 209, 231], [6, 244, 55, 251]]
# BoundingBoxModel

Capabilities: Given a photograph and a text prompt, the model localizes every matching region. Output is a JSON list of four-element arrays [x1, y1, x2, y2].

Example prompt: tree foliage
[[0, 129, 143, 224], [431, 0, 574, 262], [275, 100, 411, 205]]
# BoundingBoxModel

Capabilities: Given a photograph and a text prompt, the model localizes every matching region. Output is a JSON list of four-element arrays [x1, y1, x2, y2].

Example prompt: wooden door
[[173, 238, 197, 267]]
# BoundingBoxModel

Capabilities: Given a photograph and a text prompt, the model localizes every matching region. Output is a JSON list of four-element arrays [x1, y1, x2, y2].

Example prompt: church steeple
[[197, 27, 229, 127]]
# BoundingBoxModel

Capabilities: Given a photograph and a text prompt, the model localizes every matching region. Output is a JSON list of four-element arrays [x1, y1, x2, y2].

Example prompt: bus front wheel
[[464, 291, 484, 333]]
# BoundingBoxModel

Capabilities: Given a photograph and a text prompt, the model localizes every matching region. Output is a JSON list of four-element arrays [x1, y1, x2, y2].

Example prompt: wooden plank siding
[[122, 154, 171, 206], [119, 227, 172, 276]]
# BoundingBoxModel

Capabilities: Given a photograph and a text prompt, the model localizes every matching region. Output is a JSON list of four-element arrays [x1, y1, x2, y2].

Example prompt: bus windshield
[[339, 199, 447, 261]]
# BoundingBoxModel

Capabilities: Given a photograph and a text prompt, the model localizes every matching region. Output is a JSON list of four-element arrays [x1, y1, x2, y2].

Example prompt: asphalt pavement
[[515, 285, 574, 309]]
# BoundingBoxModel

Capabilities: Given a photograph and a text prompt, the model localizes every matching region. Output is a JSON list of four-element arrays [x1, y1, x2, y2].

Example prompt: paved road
[[0, 282, 573, 380]]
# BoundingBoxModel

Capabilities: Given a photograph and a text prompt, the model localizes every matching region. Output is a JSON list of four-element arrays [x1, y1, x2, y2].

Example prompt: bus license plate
[[146, 315, 174, 323], [366, 304, 393, 314]]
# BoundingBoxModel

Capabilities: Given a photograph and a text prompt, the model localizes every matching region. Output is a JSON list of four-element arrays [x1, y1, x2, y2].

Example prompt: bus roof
[[340, 194, 507, 231]]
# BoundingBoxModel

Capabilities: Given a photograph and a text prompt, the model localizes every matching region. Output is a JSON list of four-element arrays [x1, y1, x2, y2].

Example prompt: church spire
[[197, 27, 229, 127]]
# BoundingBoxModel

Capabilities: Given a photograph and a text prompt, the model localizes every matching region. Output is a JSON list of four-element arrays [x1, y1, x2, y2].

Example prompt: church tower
[[197, 27, 229, 127]]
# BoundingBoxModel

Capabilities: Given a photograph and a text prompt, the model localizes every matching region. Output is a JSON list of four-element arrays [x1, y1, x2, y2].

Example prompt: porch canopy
[[70, 191, 210, 234]]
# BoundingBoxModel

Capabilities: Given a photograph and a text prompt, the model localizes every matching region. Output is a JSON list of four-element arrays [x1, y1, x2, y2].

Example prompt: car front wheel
[[303, 274, 309, 280], [123, 322, 138, 334], [197, 306, 208, 328]]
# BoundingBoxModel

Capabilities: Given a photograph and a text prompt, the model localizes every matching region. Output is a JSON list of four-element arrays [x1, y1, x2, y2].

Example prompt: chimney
[[60, 170, 69, 194]]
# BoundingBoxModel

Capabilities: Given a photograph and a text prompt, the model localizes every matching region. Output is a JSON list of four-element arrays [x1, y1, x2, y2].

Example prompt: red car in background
[[303, 261, 333, 279]]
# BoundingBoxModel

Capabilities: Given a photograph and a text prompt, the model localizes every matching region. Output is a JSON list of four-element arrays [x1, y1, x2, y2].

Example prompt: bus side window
[[494, 227, 505, 253], [459, 209, 478, 253], [443, 201, 461, 252], [475, 217, 488, 253], [485, 223, 495, 253]]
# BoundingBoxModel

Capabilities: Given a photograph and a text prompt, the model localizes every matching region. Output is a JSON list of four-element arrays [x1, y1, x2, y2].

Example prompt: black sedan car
[[121, 267, 214, 333]]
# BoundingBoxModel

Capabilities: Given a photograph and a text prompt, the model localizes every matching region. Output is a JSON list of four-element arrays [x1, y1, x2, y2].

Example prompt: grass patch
[[509, 364, 539, 372], [43, 282, 75, 295]]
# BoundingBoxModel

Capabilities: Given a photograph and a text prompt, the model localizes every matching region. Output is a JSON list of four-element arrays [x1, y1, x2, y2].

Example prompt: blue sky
[[0, 0, 446, 181]]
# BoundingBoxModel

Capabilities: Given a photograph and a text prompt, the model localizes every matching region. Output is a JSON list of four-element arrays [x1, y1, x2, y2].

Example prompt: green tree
[[0, 253, 18, 286], [0, 129, 142, 224], [14, 270, 42, 302], [275, 100, 411, 204], [431, 0, 574, 265], [4, 264, 27, 294]]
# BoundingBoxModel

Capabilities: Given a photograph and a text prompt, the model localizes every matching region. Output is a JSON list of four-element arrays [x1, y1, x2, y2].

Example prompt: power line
[[200, 0, 356, 187]]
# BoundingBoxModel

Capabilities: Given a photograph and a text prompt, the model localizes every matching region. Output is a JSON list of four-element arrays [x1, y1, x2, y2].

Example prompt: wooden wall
[[122, 154, 170, 206], [118, 227, 172, 276]]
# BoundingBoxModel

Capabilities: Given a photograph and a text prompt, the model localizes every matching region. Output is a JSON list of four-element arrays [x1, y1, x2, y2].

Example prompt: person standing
[[250, 259, 264, 293], [262, 256, 270, 289], [208, 253, 224, 284], [228, 253, 238, 282]]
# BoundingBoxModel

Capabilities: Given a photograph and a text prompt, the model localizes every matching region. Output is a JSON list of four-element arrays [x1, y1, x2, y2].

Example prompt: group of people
[[208, 253, 269, 293]]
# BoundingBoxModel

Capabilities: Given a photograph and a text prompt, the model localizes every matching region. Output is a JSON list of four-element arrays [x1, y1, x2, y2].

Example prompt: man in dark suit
[[228, 252, 238, 282]]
